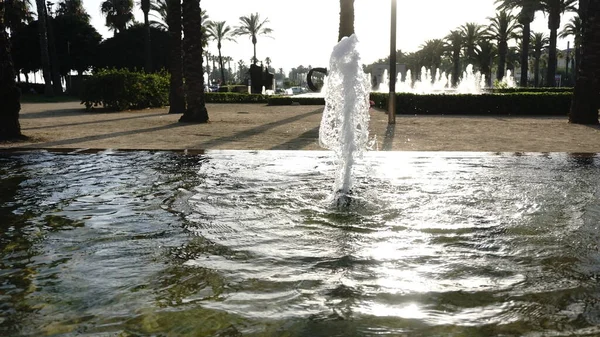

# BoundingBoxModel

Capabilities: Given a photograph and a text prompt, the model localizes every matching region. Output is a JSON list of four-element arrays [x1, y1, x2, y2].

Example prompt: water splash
[[319, 35, 371, 206]]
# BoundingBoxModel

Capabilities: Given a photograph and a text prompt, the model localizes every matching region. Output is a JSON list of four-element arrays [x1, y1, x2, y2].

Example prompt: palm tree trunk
[[497, 41, 507, 81], [520, 22, 531, 87], [35, 0, 53, 96], [167, 0, 185, 114], [546, 10, 560, 87], [180, 0, 209, 123], [144, 9, 153, 72], [569, 0, 599, 125], [45, 11, 63, 94], [218, 44, 225, 85], [338, 0, 354, 41], [252, 35, 257, 63], [0, 16, 22, 140], [452, 49, 460, 87], [534, 57, 540, 87]]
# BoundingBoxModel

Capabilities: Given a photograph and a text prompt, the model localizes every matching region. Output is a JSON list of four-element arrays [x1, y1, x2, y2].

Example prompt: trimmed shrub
[[267, 96, 325, 106], [218, 85, 249, 93], [81, 68, 169, 111], [377, 92, 572, 116], [486, 87, 573, 94], [205, 92, 269, 103]]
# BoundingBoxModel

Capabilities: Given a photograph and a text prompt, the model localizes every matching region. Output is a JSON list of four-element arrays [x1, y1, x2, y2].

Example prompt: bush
[[205, 92, 269, 103], [486, 87, 573, 94], [372, 92, 572, 116], [218, 85, 248, 93], [80, 68, 169, 111], [267, 96, 325, 106]]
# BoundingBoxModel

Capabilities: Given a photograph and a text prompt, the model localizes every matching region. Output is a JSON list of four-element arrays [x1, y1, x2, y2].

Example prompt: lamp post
[[388, 0, 397, 124]]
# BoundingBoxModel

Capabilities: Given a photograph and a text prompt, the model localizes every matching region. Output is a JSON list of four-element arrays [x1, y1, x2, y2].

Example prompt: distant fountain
[[375, 64, 515, 94], [319, 35, 371, 206]]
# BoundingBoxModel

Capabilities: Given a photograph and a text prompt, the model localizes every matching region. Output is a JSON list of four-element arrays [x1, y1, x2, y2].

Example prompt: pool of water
[[1, 150, 600, 336]]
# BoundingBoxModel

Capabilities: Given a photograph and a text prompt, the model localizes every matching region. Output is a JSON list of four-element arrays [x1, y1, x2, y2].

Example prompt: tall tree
[[420, 39, 445, 76], [542, 0, 577, 86], [141, 0, 152, 72], [206, 20, 235, 85], [3, 0, 33, 34], [34, 0, 53, 95], [496, 0, 543, 86], [45, 4, 63, 94], [531, 31, 549, 87], [569, 0, 599, 124], [487, 10, 520, 81], [56, 0, 89, 22], [444, 29, 463, 87], [166, 0, 184, 114], [559, 15, 582, 80], [233, 12, 272, 64], [460, 22, 485, 67], [180, 0, 208, 123], [0, 1, 22, 140], [338, 0, 354, 41], [476, 40, 497, 87], [100, 0, 134, 36]]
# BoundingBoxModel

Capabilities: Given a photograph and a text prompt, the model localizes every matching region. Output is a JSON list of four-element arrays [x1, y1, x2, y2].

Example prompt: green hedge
[[370, 92, 572, 115], [267, 96, 325, 105], [81, 68, 169, 111], [205, 92, 269, 103], [486, 87, 573, 94]]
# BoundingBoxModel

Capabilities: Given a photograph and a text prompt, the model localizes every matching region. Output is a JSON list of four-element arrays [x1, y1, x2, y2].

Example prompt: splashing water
[[319, 35, 371, 205]]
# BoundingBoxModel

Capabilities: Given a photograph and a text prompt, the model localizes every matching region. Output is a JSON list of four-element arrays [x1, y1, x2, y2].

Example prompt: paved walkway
[[1, 101, 600, 153]]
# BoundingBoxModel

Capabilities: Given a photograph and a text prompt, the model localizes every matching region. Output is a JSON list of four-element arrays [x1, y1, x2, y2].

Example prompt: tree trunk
[[546, 8, 560, 87], [497, 41, 507, 81], [520, 22, 531, 87], [534, 57, 540, 87], [452, 49, 460, 87], [569, 0, 599, 125], [143, 8, 152, 72], [35, 0, 53, 96], [0, 17, 22, 140], [179, 0, 209, 123], [252, 35, 257, 63], [218, 44, 225, 85], [167, 0, 185, 114], [338, 0, 354, 41], [45, 12, 63, 94]]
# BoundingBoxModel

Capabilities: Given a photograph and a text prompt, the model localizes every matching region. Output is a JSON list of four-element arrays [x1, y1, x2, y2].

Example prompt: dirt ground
[[1, 101, 600, 152]]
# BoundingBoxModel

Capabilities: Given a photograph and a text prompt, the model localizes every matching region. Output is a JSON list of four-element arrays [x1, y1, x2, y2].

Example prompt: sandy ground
[[1, 101, 600, 152]]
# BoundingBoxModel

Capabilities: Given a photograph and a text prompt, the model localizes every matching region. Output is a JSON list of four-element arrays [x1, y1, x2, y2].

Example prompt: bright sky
[[84, 0, 576, 73]]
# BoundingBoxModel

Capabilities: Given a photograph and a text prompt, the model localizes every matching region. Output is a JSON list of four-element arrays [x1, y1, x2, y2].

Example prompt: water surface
[[1, 150, 600, 336]]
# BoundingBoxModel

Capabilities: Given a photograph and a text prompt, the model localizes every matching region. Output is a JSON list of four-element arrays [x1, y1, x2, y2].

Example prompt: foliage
[[100, 0, 135, 35], [95, 24, 170, 71], [268, 96, 325, 105], [371, 92, 572, 115], [80, 69, 169, 111]]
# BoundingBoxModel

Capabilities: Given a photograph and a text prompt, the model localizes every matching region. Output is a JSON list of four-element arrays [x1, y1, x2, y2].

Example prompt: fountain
[[319, 35, 371, 205]]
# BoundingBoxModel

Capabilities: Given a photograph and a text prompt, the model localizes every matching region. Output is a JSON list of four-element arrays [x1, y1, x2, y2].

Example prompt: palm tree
[[530, 32, 549, 86], [444, 29, 463, 87], [166, 0, 184, 114], [496, 0, 544, 86], [569, 0, 599, 124], [100, 0, 134, 36], [460, 22, 485, 67], [141, 0, 152, 72], [0, 5, 22, 140], [4, 0, 33, 34], [339, 0, 354, 41], [420, 39, 445, 77], [149, 0, 167, 30], [56, 0, 89, 22], [487, 10, 520, 81], [476, 40, 497, 87], [180, 0, 208, 123], [206, 20, 235, 85], [233, 12, 272, 64], [264, 56, 272, 69], [541, 0, 577, 86], [35, 0, 53, 95], [559, 15, 581, 78]]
